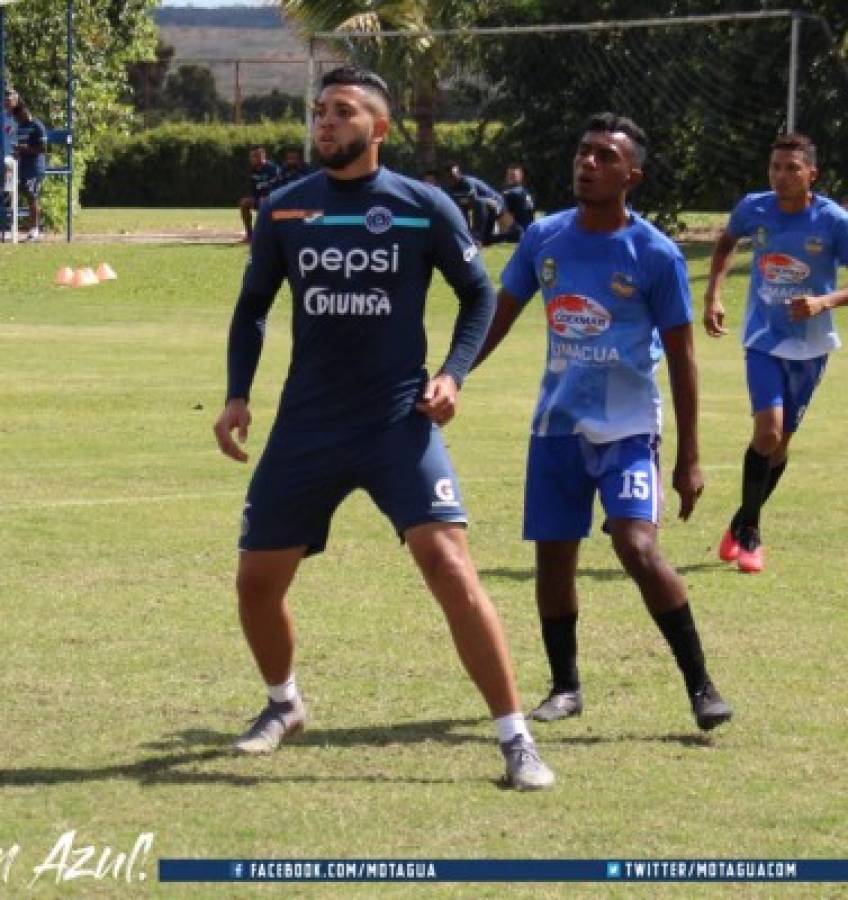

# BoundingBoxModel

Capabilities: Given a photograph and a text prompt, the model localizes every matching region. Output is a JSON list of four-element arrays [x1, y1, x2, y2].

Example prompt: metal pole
[[66, 0, 73, 241], [787, 12, 800, 132], [304, 38, 314, 164], [234, 59, 241, 123]]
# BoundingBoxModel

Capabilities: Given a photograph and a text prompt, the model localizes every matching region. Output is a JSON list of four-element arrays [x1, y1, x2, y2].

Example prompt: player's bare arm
[[472, 289, 524, 370], [213, 398, 251, 463], [662, 323, 704, 521], [703, 229, 738, 337], [789, 285, 848, 321]]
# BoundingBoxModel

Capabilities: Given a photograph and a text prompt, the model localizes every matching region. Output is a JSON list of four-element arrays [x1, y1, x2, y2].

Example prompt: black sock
[[763, 458, 787, 504], [652, 603, 709, 697], [540, 614, 579, 692], [731, 457, 788, 533], [736, 445, 771, 530]]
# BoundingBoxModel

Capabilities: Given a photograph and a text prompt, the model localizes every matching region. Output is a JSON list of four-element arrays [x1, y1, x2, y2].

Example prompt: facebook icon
[[607, 861, 622, 879], [231, 862, 245, 879]]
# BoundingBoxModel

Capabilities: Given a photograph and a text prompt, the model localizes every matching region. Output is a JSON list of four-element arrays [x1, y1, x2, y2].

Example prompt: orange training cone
[[55, 266, 74, 286], [71, 267, 98, 288], [95, 262, 117, 281]]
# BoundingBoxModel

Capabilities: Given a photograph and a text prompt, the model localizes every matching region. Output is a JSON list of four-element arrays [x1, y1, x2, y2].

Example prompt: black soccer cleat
[[691, 681, 733, 731]]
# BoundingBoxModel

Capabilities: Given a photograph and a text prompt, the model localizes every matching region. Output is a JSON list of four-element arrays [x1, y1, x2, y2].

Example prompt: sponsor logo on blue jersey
[[546, 294, 611, 338], [759, 252, 810, 284], [549, 341, 620, 371], [298, 244, 400, 278]]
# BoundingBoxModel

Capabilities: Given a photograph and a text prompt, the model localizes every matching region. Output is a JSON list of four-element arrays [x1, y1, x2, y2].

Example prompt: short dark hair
[[320, 66, 391, 110], [249, 144, 266, 153], [583, 112, 647, 166], [771, 132, 816, 166]]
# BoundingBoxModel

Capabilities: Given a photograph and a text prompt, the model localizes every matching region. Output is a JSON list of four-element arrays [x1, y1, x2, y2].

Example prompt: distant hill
[[154, 8, 286, 30], [153, 6, 326, 101]]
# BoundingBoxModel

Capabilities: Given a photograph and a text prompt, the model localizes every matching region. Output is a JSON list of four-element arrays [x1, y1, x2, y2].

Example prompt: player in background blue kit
[[474, 113, 732, 732], [704, 133, 848, 573], [213, 67, 554, 790]]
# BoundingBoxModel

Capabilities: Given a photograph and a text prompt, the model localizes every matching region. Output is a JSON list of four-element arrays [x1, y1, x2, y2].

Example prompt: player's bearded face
[[313, 133, 369, 170]]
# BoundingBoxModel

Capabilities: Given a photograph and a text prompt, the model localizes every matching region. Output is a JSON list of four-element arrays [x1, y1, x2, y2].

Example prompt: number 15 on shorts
[[618, 470, 650, 500]]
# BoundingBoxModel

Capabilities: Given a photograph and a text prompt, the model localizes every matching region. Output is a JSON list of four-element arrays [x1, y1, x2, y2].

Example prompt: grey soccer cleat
[[530, 689, 584, 722], [232, 697, 307, 754], [691, 682, 733, 732], [500, 734, 555, 791]]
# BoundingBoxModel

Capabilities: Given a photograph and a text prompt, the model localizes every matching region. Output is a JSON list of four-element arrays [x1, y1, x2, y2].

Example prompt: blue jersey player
[[213, 67, 554, 790], [705, 133, 848, 574], [475, 113, 732, 732]]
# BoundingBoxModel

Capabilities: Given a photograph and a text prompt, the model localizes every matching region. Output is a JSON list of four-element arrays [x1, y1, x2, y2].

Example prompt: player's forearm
[[704, 232, 737, 302], [439, 278, 496, 386], [820, 285, 848, 310], [225, 289, 274, 402], [663, 327, 700, 464], [471, 290, 523, 371]]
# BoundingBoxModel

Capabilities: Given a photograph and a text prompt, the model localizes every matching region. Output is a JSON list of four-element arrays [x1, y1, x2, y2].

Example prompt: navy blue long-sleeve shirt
[[226, 166, 495, 432]]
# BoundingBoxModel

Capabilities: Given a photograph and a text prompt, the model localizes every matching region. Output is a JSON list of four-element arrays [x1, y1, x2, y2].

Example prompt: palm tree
[[281, 0, 497, 172]]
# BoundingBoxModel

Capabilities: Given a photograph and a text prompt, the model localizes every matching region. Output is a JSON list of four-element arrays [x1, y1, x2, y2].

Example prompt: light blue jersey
[[501, 209, 692, 443], [728, 192, 848, 359]]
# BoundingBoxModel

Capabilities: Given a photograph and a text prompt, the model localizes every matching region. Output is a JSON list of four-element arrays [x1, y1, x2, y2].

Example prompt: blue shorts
[[746, 348, 827, 433], [524, 433, 662, 541], [239, 413, 467, 555]]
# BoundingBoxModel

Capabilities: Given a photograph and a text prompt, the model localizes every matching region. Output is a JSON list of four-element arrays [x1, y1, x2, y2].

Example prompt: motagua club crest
[[365, 206, 394, 234]]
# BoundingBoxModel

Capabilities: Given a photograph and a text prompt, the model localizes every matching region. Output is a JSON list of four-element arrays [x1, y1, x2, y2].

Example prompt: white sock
[[267, 675, 298, 704], [494, 712, 532, 744]]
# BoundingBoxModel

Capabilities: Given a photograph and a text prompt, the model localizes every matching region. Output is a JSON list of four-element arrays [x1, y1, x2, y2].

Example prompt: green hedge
[[81, 121, 510, 207]]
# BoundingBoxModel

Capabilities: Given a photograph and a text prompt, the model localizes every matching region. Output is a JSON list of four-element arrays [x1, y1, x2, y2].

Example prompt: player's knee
[[613, 532, 659, 579], [418, 544, 480, 606], [236, 566, 279, 605], [752, 428, 781, 456]]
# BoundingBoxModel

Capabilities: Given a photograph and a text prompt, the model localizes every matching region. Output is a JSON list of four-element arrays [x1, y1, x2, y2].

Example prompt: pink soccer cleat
[[718, 528, 740, 563]]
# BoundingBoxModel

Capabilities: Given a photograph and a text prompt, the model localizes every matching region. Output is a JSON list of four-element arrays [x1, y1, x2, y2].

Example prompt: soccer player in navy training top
[[239, 145, 281, 242], [474, 113, 733, 731], [445, 164, 512, 246], [491, 164, 536, 244], [5, 90, 46, 241], [213, 67, 554, 790], [704, 133, 848, 573]]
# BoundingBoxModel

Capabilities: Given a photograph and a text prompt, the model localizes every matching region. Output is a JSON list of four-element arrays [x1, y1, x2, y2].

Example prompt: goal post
[[304, 11, 848, 226]]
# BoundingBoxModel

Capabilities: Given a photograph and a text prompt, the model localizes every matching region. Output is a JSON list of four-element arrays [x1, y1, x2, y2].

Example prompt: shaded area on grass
[[481, 562, 724, 583], [0, 717, 717, 789]]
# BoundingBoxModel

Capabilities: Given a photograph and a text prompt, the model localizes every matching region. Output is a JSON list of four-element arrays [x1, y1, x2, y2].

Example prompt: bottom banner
[[158, 859, 847, 883]]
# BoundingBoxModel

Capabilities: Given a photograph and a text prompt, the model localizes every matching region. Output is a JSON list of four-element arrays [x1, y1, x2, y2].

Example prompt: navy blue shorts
[[239, 413, 467, 554], [21, 174, 44, 197], [524, 433, 662, 541], [746, 348, 827, 433]]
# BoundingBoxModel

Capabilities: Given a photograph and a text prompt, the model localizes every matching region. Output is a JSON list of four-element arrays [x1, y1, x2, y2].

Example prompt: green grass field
[[1, 223, 846, 899]]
